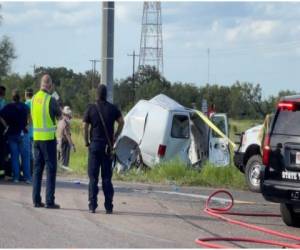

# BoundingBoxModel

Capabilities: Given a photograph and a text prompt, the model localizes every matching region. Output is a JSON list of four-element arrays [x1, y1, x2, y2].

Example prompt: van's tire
[[280, 203, 300, 227], [245, 155, 263, 193]]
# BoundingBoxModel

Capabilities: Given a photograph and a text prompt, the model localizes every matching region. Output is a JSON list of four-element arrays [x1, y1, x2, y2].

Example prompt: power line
[[127, 50, 139, 102], [89, 59, 101, 88], [207, 48, 210, 85]]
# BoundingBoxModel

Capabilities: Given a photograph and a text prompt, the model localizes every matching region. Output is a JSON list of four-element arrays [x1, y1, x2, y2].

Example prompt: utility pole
[[89, 59, 101, 88], [127, 50, 139, 102], [207, 48, 210, 85], [101, 1, 114, 103], [30, 64, 38, 86], [30, 64, 36, 75]]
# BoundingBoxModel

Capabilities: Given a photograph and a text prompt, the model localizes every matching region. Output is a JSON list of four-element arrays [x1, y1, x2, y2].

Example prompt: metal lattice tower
[[138, 2, 164, 74]]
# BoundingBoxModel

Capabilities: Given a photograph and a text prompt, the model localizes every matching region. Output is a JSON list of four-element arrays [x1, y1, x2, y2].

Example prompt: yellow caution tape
[[194, 110, 237, 148]]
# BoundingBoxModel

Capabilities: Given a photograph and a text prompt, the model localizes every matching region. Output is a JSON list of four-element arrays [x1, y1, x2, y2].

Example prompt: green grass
[[68, 118, 262, 189], [114, 160, 246, 189]]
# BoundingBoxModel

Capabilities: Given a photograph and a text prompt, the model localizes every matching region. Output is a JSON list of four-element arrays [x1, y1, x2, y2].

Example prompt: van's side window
[[211, 116, 226, 138], [171, 115, 190, 138]]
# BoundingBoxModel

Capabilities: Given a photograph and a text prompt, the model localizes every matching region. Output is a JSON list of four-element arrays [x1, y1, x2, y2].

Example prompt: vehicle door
[[164, 112, 191, 164], [209, 113, 230, 166]]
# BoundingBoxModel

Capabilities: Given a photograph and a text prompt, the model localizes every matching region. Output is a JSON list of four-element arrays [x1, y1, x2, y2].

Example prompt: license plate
[[296, 152, 300, 165], [291, 191, 300, 201], [282, 171, 300, 181]]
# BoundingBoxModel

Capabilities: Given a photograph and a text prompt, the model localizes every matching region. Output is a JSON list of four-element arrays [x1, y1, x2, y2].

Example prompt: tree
[[0, 5, 16, 77]]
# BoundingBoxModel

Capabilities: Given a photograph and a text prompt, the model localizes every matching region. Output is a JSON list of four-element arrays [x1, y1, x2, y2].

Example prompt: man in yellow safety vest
[[31, 74, 61, 209]]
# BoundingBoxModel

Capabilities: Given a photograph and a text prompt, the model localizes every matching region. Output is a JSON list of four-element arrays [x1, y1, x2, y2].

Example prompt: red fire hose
[[195, 190, 300, 248]]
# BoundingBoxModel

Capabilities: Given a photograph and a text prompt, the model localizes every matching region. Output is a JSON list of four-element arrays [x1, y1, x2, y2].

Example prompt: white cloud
[[2, 2, 100, 31], [225, 20, 279, 42], [115, 2, 141, 24], [55, 2, 85, 11], [2, 8, 44, 26], [211, 20, 220, 33], [50, 8, 98, 28]]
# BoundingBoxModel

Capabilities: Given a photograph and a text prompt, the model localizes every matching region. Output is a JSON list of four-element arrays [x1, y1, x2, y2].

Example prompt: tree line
[[0, 65, 296, 119]]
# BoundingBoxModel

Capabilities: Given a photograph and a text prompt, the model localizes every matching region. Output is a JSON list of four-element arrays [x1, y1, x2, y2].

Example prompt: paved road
[[0, 177, 299, 248]]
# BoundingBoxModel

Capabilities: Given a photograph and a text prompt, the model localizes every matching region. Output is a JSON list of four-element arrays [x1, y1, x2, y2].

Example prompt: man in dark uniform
[[83, 85, 124, 214]]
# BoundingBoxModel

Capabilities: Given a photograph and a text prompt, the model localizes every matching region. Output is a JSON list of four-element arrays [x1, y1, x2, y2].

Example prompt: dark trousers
[[88, 141, 114, 211], [58, 139, 70, 167], [32, 140, 57, 205], [0, 134, 6, 171], [0, 124, 7, 172]]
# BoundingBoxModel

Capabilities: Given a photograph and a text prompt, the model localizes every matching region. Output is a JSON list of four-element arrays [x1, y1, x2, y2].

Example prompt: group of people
[[0, 74, 124, 213], [0, 84, 75, 183], [0, 87, 33, 183]]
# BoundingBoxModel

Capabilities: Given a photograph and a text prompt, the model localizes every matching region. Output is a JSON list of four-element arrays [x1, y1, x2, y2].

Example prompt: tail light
[[278, 102, 295, 111], [262, 134, 271, 166], [158, 144, 167, 157]]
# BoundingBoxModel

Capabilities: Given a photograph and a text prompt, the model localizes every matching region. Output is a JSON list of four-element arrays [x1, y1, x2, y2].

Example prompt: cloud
[[1, 1, 101, 34], [2, 8, 44, 26], [55, 2, 85, 10], [115, 2, 141, 24], [50, 8, 98, 28], [225, 20, 279, 42]]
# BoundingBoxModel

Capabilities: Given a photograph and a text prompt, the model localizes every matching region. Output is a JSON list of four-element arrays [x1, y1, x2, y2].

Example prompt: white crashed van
[[115, 94, 229, 171]]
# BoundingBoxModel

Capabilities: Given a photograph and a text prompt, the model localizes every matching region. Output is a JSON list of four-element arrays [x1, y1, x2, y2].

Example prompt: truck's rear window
[[273, 109, 300, 136], [171, 115, 189, 139]]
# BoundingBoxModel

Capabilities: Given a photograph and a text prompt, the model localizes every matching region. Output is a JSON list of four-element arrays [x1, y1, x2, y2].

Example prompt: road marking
[[151, 190, 256, 205], [59, 179, 256, 205]]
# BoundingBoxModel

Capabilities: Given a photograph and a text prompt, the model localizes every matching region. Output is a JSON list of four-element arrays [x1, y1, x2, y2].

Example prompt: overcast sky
[[1, 1, 300, 97]]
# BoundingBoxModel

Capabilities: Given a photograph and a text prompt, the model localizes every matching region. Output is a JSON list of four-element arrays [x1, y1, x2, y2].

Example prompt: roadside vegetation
[[68, 118, 259, 189], [114, 161, 246, 189]]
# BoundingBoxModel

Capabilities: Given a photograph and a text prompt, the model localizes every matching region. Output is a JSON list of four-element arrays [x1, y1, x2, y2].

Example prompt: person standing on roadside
[[57, 106, 75, 171], [83, 84, 124, 214], [0, 89, 31, 183], [0, 86, 6, 110], [24, 88, 34, 173], [0, 86, 7, 173], [31, 74, 61, 209]]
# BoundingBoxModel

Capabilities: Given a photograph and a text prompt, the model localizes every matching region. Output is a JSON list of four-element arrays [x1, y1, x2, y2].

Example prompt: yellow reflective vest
[[31, 90, 56, 141]]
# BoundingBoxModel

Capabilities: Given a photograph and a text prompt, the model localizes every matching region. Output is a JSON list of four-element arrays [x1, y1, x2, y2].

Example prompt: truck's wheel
[[280, 203, 300, 227], [245, 155, 263, 193]]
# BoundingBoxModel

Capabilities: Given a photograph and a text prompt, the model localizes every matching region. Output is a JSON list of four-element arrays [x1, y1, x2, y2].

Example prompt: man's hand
[[3, 125, 8, 136], [71, 143, 76, 152], [114, 116, 124, 143], [0, 117, 8, 135], [83, 122, 90, 148]]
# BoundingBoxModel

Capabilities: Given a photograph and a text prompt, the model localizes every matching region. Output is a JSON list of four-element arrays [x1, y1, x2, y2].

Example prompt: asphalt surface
[[0, 177, 300, 248]]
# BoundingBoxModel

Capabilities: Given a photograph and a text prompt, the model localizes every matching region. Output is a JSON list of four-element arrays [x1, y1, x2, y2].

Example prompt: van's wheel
[[245, 155, 263, 193], [280, 203, 300, 227]]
